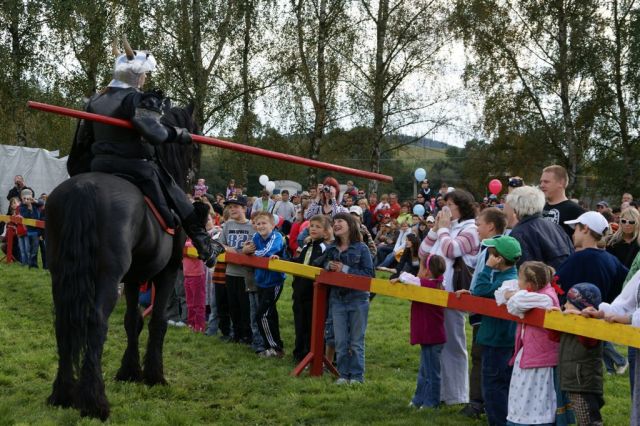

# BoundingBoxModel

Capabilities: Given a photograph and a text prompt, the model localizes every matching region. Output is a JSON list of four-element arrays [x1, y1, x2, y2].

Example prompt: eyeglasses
[[621, 219, 636, 224]]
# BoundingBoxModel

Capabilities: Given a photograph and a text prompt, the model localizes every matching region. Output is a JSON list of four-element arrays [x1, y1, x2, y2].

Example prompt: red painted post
[[5, 225, 15, 263], [27, 101, 394, 183], [291, 280, 338, 377]]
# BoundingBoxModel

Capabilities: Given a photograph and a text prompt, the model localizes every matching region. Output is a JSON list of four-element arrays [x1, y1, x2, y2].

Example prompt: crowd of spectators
[[5, 165, 640, 423]]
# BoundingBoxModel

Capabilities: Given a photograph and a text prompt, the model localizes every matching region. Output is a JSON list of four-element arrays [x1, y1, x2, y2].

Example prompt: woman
[[304, 177, 348, 219], [606, 207, 640, 269], [390, 233, 421, 279], [357, 198, 374, 234], [418, 189, 480, 405]]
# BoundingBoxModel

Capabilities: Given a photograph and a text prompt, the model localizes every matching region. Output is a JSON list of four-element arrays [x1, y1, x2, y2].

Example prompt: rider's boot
[[182, 212, 225, 268]]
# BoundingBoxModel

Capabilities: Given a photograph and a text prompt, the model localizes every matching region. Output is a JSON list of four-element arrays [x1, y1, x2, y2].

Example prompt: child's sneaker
[[258, 349, 276, 358], [335, 378, 349, 385]]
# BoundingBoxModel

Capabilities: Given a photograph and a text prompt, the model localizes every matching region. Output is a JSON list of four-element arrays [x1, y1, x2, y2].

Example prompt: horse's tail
[[51, 181, 99, 375]]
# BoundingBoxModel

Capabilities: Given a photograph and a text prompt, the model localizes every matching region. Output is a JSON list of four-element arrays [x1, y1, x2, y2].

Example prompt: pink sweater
[[183, 239, 204, 277], [509, 284, 560, 368]]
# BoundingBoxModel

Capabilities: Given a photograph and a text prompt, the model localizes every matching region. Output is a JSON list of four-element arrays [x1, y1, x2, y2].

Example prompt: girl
[[323, 212, 374, 384], [394, 254, 447, 409], [291, 215, 332, 363], [0, 197, 21, 262], [391, 233, 421, 279], [498, 261, 560, 426]]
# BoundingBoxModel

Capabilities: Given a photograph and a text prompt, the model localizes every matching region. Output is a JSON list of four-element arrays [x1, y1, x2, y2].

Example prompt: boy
[[460, 207, 508, 419], [462, 235, 521, 426], [556, 283, 604, 426], [216, 197, 255, 343], [243, 211, 286, 358]]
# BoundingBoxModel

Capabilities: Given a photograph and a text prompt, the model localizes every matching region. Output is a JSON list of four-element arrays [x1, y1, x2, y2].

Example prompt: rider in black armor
[[67, 38, 224, 267]]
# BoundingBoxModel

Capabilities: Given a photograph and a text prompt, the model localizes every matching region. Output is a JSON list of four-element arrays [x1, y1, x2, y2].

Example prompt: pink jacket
[[509, 284, 560, 369]]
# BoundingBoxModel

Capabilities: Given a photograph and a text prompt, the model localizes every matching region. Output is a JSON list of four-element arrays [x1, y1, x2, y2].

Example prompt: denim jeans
[[248, 291, 265, 352], [603, 341, 627, 373], [412, 344, 443, 408], [378, 250, 397, 268], [18, 234, 39, 267], [482, 345, 513, 426], [331, 289, 370, 382]]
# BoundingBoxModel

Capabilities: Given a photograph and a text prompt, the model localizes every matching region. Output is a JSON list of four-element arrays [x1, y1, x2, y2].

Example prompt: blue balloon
[[413, 204, 425, 216], [414, 168, 427, 182]]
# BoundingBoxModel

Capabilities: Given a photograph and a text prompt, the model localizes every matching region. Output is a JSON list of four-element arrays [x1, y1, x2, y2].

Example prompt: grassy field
[[0, 262, 633, 425]]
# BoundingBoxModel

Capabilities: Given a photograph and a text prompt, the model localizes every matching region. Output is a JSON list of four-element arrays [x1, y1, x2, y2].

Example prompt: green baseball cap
[[482, 235, 522, 262]]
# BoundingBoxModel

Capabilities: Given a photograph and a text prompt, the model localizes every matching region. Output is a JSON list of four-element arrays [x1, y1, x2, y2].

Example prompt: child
[[557, 283, 605, 426], [323, 212, 375, 384], [459, 235, 521, 426], [393, 254, 447, 408], [182, 202, 210, 332], [498, 261, 560, 425], [243, 211, 287, 358], [194, 178, 208, 197], [291, 215, 332, 363], [217, 197, 255, 343], [18, 189, 41, 267]]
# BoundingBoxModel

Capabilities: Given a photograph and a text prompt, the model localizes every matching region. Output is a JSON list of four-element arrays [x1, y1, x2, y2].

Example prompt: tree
[[452, 0, 606, 193], [0, 0, 46, 146], [347, 0, 451, 193]]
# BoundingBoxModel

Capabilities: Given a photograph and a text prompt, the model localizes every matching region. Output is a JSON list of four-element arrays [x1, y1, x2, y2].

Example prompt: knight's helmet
[[108, 37, 157, 89]]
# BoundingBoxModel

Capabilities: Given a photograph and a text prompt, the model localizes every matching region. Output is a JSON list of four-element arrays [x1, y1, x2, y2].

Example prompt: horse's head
[[157, 104, 200, 192]]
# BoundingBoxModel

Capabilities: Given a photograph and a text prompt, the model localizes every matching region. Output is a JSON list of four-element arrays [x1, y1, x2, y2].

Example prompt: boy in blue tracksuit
[[243, 211, 286, 358]]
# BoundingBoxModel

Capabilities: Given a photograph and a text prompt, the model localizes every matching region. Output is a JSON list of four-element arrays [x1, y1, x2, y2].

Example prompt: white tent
[[0, 145, 69, 213]]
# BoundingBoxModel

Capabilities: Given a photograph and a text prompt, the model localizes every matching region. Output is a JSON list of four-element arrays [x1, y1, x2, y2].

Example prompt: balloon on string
[[265, 181, 276, 193], [413, 204, 425, 217], [488, 179, 503, 195], [259, 174, 269, 186], [414, 168, 427, 182]]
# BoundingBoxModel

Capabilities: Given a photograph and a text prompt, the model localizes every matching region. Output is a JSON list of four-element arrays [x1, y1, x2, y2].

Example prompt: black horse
[[46, 107, 200, 420]]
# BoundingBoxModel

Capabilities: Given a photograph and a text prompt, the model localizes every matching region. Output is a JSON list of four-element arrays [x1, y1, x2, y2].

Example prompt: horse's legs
[[74, 278, 119, 421], [115, 282, 144, 382], [143, 269, 176, 386], [47, 278, 77, 408]]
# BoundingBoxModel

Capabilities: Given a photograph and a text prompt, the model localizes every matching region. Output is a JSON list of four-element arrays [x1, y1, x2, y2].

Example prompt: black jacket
[[291, 239, 328, 302], [509, 213, 574, 270]]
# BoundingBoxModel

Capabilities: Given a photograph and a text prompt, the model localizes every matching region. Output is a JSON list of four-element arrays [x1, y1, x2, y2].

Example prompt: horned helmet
[[108, 37, 157, 89]]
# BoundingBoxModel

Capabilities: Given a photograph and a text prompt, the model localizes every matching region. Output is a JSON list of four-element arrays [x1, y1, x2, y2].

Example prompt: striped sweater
[[419, 218, 480, 291]]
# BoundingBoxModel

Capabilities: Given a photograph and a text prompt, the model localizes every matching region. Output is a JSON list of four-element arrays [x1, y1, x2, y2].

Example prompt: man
[[356, 189, 367, 201], [252, 190, 275, 213], [66, 39, 223, 267], [539, 165, 584, 237], [272, 189, 296, 222], [505, 186, 573, 270], [6, 175, 34, 201], [419, 179, 431, 198], [342, 194, 354, 209], [595, 201, 609, 214], [388, 192, 401, 219]]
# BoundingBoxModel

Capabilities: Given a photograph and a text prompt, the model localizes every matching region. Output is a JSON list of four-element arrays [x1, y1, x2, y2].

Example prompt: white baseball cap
[[564, 211, 608, 235], [349, 205, 363, 216]]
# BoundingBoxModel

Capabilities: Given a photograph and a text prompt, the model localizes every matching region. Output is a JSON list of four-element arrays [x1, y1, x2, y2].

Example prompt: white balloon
[[413, 204, 425, 217], [265, 181, 276, 193], [259, 174, 269, 186], [414, 168, 427, 182]]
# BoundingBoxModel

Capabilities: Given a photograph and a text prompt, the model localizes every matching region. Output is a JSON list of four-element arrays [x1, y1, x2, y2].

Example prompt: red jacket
[[410, 277, 446, 345]]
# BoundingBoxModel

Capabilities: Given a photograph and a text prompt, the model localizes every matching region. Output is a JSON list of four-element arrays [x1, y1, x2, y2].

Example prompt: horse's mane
[[157, 104, 200, 192]]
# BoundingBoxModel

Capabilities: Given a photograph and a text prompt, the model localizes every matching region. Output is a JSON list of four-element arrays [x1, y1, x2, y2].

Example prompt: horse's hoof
[[47, 391, 74, 408], [80, 404, 110, 422], [143, 375, 168, 387], [115, 367, 143, 383]]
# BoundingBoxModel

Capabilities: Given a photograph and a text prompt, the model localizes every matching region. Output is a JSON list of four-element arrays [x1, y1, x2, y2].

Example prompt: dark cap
[[224, 196, 247, 207]]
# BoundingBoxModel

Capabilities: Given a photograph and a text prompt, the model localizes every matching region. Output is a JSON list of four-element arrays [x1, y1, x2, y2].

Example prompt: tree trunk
[[556, 0, 578, 192], [190, 0, 206, 187], [369, 0, 389, 194], [240, 0, 253, 188], [308, 0, 328, 187], [613, 0, 633, 191]]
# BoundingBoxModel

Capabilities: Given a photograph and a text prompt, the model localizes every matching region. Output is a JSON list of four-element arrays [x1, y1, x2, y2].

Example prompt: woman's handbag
[[452, 257, 474, 291]]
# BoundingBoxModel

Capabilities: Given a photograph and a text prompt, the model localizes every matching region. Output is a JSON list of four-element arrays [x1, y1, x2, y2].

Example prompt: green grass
[[0, 263, 632, 425]]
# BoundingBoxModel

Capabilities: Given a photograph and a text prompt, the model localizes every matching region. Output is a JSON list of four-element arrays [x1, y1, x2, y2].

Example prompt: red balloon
[[488, 179, 503, 195]]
